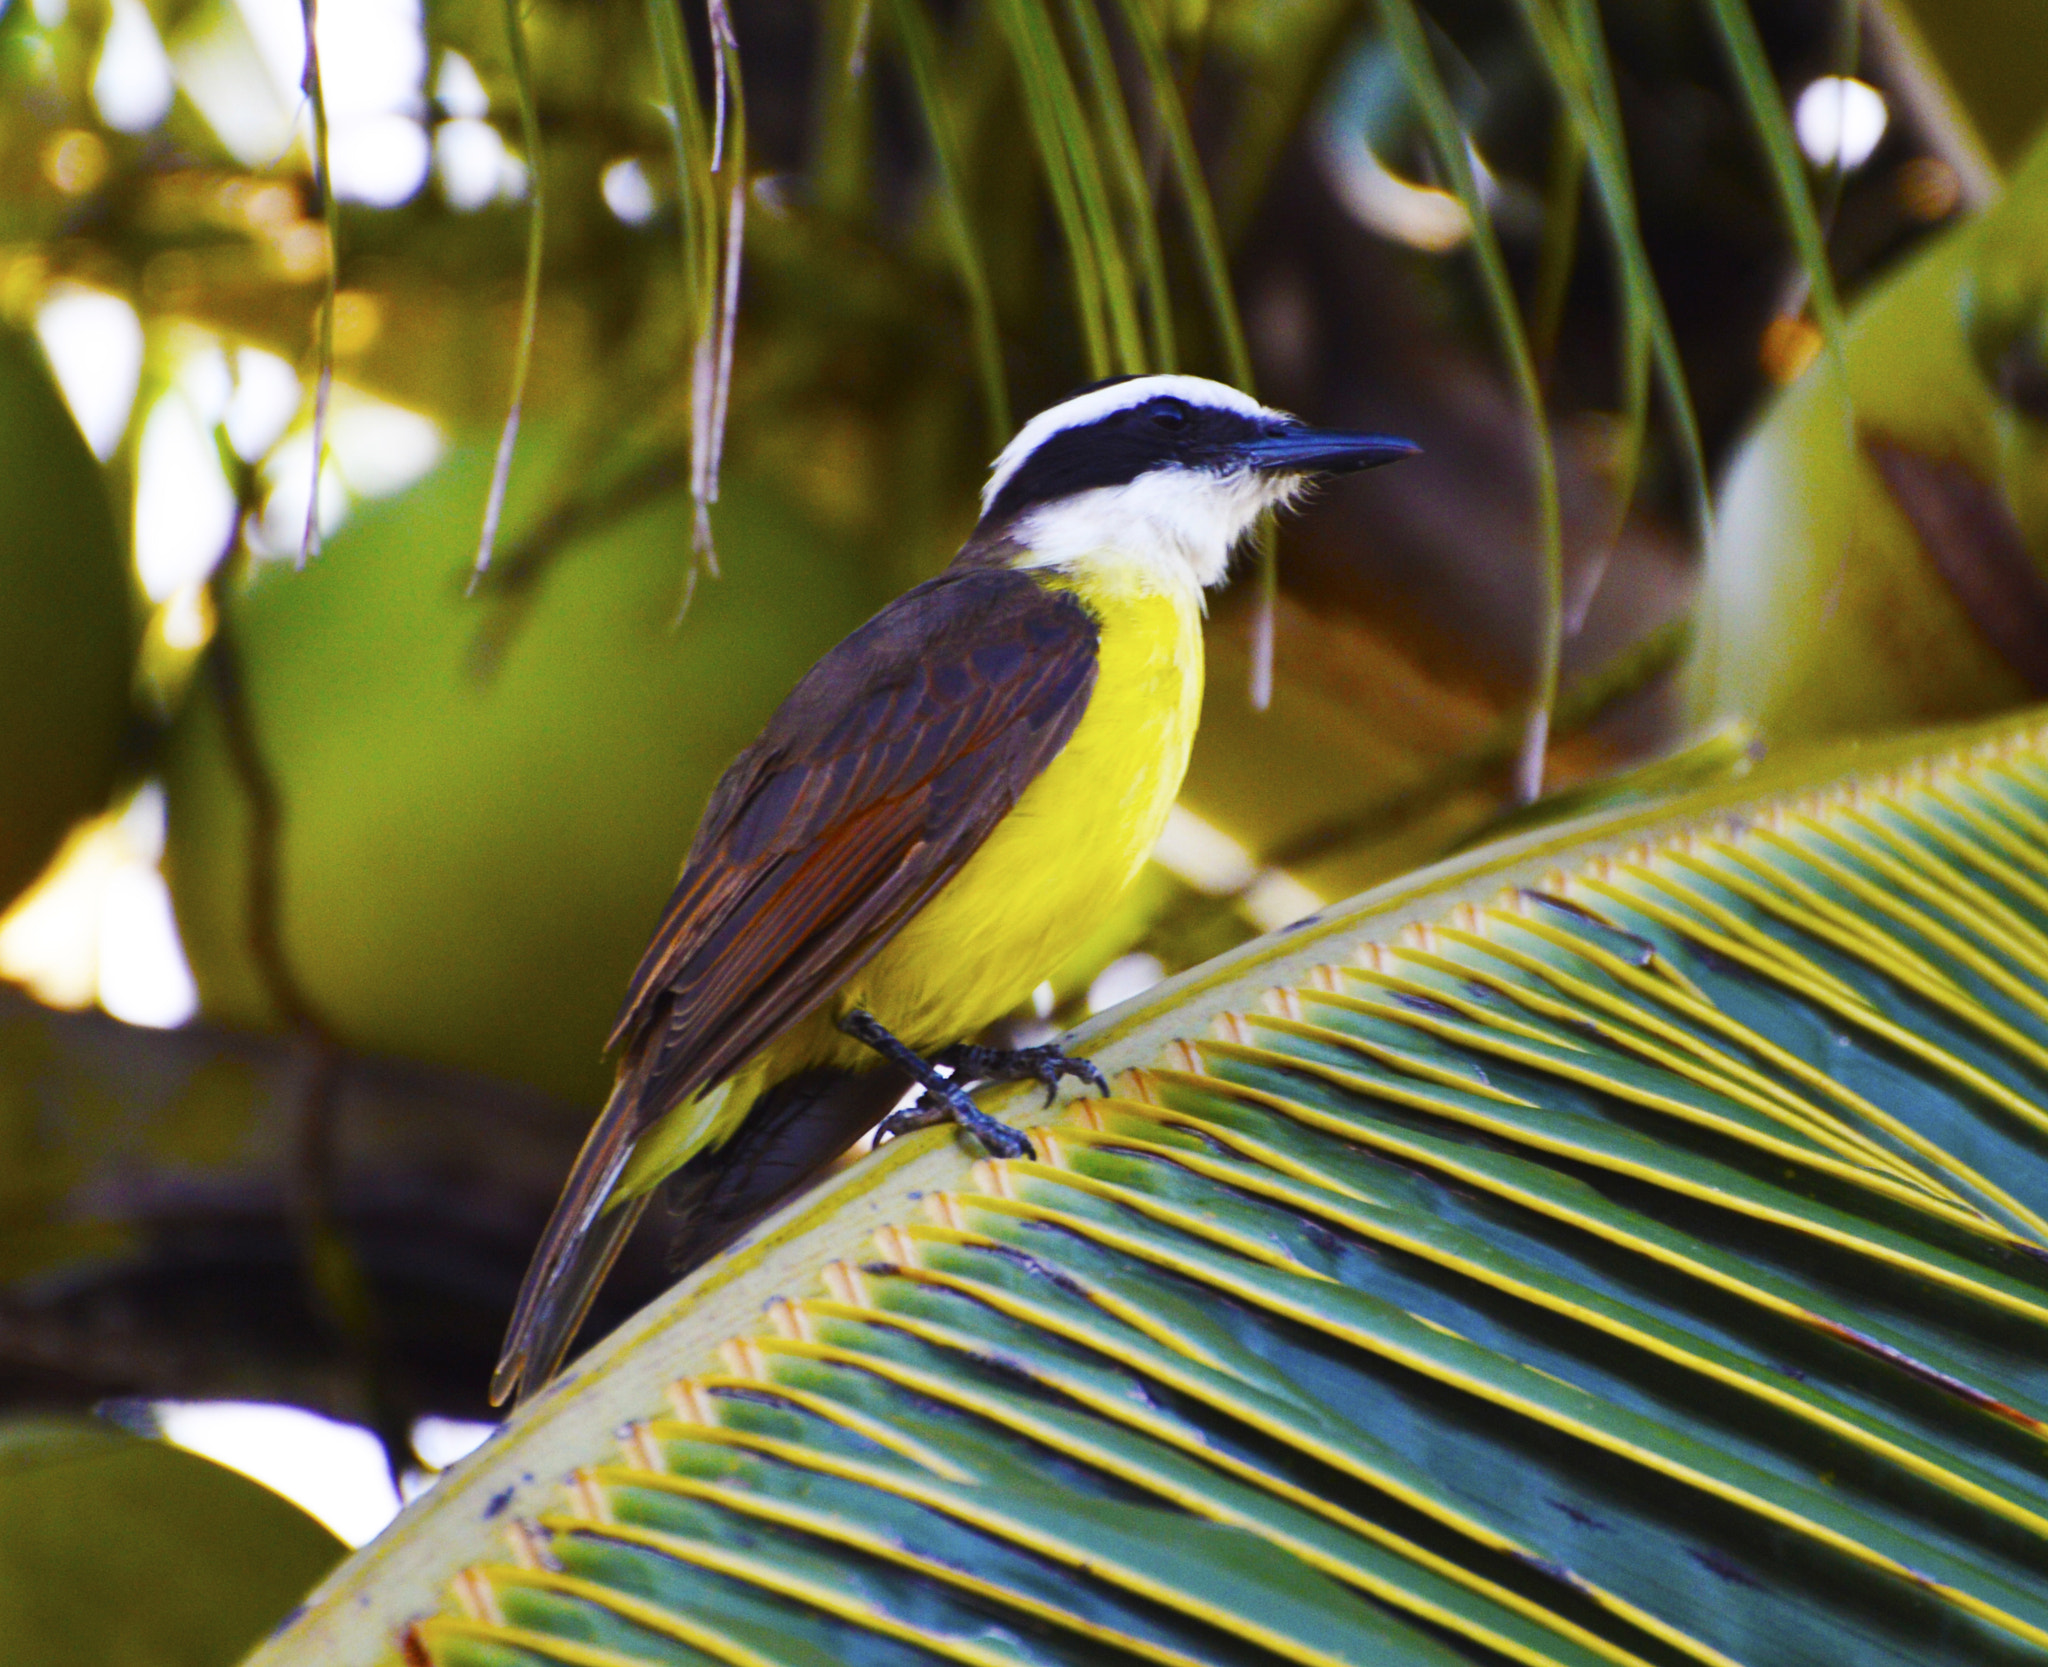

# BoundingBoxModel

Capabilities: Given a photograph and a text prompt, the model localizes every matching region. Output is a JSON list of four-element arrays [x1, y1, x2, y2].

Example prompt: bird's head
[[974, 374, 1417, 591]]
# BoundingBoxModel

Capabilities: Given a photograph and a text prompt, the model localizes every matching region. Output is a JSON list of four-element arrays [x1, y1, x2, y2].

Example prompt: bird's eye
[[1146, 397, 1191, 431]]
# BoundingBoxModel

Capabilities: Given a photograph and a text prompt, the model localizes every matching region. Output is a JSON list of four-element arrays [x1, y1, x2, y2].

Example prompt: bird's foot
[[874, 1082, 1032, 1159], [937, 1040, 1109, 1106], [840, 1010, 1032, 1159]]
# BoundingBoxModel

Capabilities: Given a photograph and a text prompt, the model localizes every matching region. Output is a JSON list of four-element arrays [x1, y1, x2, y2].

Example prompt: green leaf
[[253, 707, 2048, 1667], [1696, 0, 1848, 381], [0, 324, 132, 909], [0, 1416, 342, 1667], [1112, 0, 1250, 388], [296, 0, 338, 567], [1370, 1, 1565, 801], [1059, 0, 1174, 371], [472, 0, 548, 579], [1521, 0, 1712, 533], [888, 0, 1013, 447], [642, 0, 747, 571], [162, 426, 881, 1108], [987, 0, 1146, 377]]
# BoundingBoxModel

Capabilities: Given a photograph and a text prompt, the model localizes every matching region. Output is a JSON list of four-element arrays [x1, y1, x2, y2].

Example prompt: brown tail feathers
[[489, 1062, 652, 1406], [491, 1061, 907, 1406]]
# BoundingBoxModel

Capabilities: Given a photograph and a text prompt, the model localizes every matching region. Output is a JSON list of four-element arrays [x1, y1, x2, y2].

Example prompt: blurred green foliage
[[0, 326, 132, 907], [1897, 0, 2048, 167], [0, 1415, 342, 1667], [165, 429, 881, 1105], [1688, 127, 2048, 743]]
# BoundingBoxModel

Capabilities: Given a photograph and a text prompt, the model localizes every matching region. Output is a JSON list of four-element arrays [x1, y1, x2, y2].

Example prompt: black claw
[[873, 1099, 950, 1143], [941, 1041, 1108, 1105], [874, 1084, 1030, 1159], [843, 1019, 1040, 1163], [953, 1102, 1032, 1160]]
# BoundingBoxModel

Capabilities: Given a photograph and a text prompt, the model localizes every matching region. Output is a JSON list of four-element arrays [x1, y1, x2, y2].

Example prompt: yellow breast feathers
[[831, 550, 1204, 1050]]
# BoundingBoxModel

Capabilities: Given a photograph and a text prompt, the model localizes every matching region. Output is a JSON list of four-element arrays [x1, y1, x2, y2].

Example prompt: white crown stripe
[[980, 374, 1279, 514]]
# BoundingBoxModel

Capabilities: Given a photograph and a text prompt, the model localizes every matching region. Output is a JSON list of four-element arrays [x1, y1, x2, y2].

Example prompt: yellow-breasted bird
[[491, 374, 1416, 1403]]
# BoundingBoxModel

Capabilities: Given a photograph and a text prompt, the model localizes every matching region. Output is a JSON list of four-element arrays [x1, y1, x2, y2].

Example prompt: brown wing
[[614, 563, 1099, 1125]]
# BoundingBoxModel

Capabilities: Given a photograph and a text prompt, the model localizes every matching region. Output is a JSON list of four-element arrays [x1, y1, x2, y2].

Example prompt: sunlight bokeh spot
[[1086, 951, 1165, 1016], [0, 786, 198, 1028], [433, 49, 488, 119], [34, 285, 143, 459], [251, 433, 346, 559], [96, 864, 198, 1029], [410, 1416, 494, 1471], [1795, 76, 1888, 171], [135, 389, 236, 601], [92, 0, 173, 133], [158, 582, 215, 652], [329, 390, 444, 498], [177, 0, 428, 201], [155, 1402, 401, 1547], [602, 157, 656, 225], [331, 113, 430, 208], [245, 386, 441, 559], [434, 118, 513, 211], [225, 345, 303, 463]]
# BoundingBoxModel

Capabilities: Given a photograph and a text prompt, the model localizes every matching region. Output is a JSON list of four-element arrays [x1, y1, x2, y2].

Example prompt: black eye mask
[[978, 399, 1276, 532]]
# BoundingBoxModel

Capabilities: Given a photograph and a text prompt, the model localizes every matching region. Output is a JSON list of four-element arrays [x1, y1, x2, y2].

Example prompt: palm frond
[[989, 0, 1143, 377], [1697, 0, 1848, 379], [1061, 0, 1174, 371], [890, 0, 1014, 447], [471, 0, 547, 582], [296, 0, 337, 568], [1540, 0, 1712, 533], [1373, 1, 1565, 803], [696, 1, 746, 574], [1862, 0, 2000, 206], [643, 0, 744, 579], [1112, 0, 1250, 388], [256, 707, 2048, 1667]]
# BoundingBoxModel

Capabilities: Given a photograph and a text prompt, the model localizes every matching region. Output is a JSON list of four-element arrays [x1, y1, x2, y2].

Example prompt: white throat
[[1007, 467, 1300, 595]]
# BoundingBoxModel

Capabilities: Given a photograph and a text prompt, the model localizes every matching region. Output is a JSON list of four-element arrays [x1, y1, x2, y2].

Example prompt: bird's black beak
[[1236, 428, 1421, 476]]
